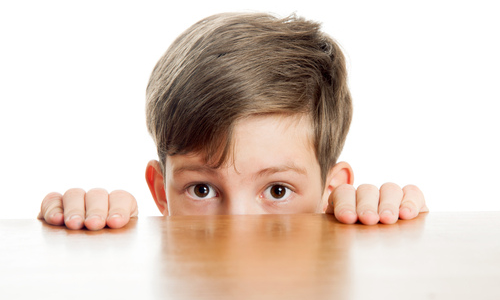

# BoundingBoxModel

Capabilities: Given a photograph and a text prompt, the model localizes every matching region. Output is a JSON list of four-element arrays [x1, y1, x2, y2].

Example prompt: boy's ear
[[321, 161, 354, 212], [145, 160, 168, 215]]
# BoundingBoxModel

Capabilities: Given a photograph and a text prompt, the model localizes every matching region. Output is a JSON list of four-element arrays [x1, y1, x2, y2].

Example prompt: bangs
[[146, 12, 352, 183]]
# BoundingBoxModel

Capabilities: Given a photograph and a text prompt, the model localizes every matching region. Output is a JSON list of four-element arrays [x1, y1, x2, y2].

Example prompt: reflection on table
[[1, 212, 499, 299]]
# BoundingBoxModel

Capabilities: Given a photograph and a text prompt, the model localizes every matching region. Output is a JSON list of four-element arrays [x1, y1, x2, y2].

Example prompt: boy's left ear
[[145, 160, 168, 215], [321, 161, 354, 212]]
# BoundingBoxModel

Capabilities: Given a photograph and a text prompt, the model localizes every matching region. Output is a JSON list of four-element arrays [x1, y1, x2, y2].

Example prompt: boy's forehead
[[233, 113, 314, 138], [166, 114, 318, 175]]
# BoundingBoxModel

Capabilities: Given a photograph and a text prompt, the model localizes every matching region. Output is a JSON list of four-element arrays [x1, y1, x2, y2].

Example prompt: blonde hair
[[146, 12, 352, 184]]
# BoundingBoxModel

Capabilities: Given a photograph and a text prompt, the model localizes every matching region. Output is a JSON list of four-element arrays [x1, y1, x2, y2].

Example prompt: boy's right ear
[[145, 160, 168, 215]]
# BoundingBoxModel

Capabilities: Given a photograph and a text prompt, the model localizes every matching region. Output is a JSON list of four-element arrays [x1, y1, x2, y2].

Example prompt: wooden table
[[1, 212, 499, 299]]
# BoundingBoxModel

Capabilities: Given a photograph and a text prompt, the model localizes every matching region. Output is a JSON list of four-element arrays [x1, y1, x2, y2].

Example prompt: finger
[[326, 184, 357, 224], [62, 188, 86, 230], [400, 185, 427, 219], [378, 182, 403, 224], [84, 188, 109, 231], [39, 192, 64, 226], [106, 190, 138, 229], [356, 184, 380, 225]]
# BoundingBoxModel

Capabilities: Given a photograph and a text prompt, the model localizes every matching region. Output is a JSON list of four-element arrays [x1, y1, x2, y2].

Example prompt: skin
[[38, 114, 428, 230]]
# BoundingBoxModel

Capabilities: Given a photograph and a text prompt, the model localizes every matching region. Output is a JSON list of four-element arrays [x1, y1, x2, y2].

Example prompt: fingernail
[[108, 214, 122, 219], [68, 215, 82, 221], [360, 210, 376, 216], [86, 215, 104, 221], [381, 210, 393, 216], [66, 215, 83, 227], [51, 212, 63, 219], [400, 207, 412, 216], [342, 210, 356, 216]]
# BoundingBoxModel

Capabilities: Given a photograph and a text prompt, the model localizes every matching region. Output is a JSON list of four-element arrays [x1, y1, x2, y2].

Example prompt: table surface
[[1, 212, 499, 300]]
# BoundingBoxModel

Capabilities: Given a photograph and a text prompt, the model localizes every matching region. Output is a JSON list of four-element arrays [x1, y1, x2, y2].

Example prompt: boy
[[38, 12, 428, 230]]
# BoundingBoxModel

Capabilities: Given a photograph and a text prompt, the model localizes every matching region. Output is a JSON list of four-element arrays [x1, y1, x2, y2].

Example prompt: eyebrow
[[173, 162, 307, 178], [255, 163, 308, 179], [173, 165, 219, 177]]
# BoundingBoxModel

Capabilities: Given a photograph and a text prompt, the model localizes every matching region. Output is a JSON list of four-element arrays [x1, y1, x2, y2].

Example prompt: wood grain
[[1, 212, 499, 299]]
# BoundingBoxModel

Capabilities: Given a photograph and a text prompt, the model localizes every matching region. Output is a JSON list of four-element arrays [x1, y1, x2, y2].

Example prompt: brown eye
[[188, 184, 217, 199], [270, 185, 286, 199], [263, 184, 292, 201], [195, 184, 209, 197]]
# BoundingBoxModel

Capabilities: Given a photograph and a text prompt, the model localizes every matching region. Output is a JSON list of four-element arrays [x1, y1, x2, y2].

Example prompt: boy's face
[[150, 115, 333, 215]]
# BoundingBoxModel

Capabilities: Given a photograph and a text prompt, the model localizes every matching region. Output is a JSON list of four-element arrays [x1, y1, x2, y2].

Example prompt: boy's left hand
[[326, 183, 428, 225]]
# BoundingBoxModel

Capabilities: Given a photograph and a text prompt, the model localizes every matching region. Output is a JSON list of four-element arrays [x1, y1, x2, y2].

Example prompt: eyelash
[[261, 183, 295, 202], [186, 183, 219, 200], [184, 182, 296, 202]]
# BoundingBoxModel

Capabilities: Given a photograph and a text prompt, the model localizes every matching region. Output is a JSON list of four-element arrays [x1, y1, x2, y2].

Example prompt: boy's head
[[145, 12, 353, 215]]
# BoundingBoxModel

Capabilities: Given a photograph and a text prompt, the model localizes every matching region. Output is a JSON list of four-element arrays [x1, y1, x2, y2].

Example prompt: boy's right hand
[[38, 188, 138, 230]]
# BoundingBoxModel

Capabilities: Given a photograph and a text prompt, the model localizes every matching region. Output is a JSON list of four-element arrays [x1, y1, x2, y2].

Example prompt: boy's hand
[[38, 188, 138, 230], [326, 183, 428, 225]]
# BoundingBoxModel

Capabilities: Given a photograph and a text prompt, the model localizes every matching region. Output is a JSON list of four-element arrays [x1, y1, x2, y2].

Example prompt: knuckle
[[356, 204, 378, 212], [43, 192, 62, 202], [87, 188, 108, 194], [86, 188, 109, 199], [401, 201, 418, 211], [61, 188, 86, 213], [109, 190, 135, 203], [109, 190, 137, 211], [380, 182, 403, 199], [41, 192, 62, 208], [42, 198, 60, 210], [109, 189, 131, 197], [334, 184, 355, 193], [379, 201, 399, 210], [85, 209, 107, 217], [380, 182, 401, 193], [64, 209, 84, 218], [41, 199, 62, 216], [357, 184, 378, 194], [110, 207, 129, 215], [403, 184, 422, 194], [402, 184, 425, 208], [334, 203, 356, 214], [64, 188, 86, 197]]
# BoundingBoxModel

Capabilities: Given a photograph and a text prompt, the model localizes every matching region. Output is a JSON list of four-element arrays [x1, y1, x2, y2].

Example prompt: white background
[[1, 0, 499, 219]]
